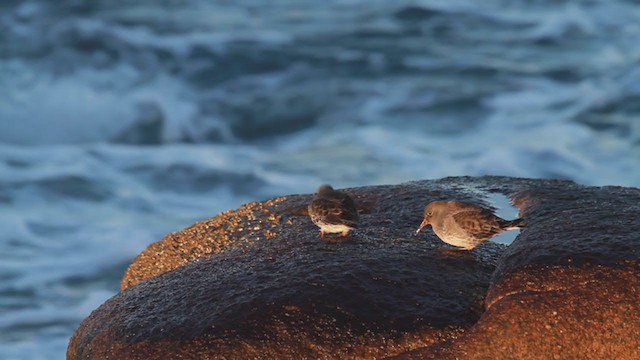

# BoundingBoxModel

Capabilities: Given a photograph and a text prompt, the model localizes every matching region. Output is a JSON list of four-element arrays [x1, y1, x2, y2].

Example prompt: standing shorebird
[[416, 200, 523, 250], [308, 184, 359, 238]]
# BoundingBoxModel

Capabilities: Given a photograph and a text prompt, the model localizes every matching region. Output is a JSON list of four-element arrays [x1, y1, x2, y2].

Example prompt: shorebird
[[416, 200, 523, 250], [308, 184, 359, 238]]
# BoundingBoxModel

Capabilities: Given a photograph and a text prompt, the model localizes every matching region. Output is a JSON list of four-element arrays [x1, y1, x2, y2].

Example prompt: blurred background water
[[1, 0, 640, 358]]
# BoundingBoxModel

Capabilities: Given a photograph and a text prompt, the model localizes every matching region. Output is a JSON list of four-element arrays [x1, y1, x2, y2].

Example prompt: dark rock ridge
[[68, 177, 640, 359]]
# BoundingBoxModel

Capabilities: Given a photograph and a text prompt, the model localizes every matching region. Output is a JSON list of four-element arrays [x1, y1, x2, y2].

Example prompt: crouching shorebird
[[416, 200, 524, 250], [308, 184, 359, 238]]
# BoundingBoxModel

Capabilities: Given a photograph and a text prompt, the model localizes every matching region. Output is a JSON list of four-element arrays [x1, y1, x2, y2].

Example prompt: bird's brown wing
[[338, 193, 359, 223], [451, 208, 504, 241], [309, 196, 359, 228]]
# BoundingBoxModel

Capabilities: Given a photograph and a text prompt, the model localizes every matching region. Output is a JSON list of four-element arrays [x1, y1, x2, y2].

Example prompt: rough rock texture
[[68, 177, 640, 359], [394, 179, 640, 360], [120, 198, 289, 290]]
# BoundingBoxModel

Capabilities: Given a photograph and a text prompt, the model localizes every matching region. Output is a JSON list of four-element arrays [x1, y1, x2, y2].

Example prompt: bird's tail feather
[[501, 218, 524, 230]]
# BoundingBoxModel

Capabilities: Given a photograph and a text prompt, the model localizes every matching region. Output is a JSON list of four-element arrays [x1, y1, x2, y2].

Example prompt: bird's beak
[[415, 218, 429, 234]]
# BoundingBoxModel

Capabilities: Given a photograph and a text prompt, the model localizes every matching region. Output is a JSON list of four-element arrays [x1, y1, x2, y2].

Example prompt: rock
[[393, 180, 640, 359], [68, 177, 640, 359], [68, 177, 510, 359], [120, 197, 288, 290]]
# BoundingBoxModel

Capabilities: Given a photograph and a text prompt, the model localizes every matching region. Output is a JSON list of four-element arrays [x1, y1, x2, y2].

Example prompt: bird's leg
[[320, 230, 325, 238], [341, 230, 348, 237]]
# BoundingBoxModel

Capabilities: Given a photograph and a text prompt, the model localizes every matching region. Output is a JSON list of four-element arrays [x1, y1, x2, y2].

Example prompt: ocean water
[[1, 0, 640, 358]]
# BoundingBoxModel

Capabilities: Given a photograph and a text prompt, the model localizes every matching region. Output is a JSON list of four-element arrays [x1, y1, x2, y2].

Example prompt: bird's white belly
[[319, 224, 354, 233], [440, 235, 472, 248], [434, 228, 474, 248]]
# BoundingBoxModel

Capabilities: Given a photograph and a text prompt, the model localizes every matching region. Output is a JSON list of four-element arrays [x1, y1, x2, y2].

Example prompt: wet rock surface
[[393, 179, 640, 360], [68, 177, 640, 359]]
